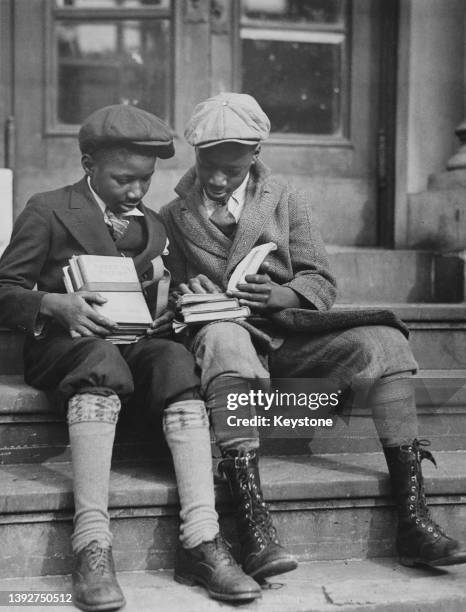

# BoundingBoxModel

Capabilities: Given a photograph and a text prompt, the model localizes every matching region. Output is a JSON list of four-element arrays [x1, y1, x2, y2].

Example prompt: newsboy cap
[[79, 104, 175, 158], [184, 92, 270, 148]]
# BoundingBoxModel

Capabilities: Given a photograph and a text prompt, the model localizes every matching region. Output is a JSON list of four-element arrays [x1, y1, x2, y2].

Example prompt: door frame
[[0, 0, 14, 168]]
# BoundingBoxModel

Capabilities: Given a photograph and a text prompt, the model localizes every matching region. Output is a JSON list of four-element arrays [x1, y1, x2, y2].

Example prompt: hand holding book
[[40, 290, 119, 338], [174, 243, 279, 330], [228, 260, 301, 313]]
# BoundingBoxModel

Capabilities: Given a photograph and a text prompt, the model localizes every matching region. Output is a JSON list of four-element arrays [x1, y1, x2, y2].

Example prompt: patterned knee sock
[[370, 374, 419, 447], [207, 375, 260, 454], [67, 392, 120, 553]]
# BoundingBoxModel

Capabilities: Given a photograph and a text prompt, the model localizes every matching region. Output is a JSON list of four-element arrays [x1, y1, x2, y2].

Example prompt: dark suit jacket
[[0, 178, 167, 336]]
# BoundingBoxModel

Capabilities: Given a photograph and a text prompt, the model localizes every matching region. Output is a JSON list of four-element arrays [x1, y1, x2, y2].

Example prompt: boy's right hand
[[178, 274, 222, 294], [40, 292, 118, 337]]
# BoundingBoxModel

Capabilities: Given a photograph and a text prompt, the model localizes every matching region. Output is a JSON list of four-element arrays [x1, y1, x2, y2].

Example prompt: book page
[[227, 242, 277, 291]]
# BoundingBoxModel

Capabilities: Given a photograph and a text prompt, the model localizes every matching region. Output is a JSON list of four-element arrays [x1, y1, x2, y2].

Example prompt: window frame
[[233, 0, 352, 147], [44, 0, 175, 136]]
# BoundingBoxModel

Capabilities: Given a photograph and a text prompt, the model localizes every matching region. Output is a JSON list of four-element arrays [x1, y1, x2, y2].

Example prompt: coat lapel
[[132, 204, 166, 277], [54, 178, 119, 256], [224, 162, 279, 282], [174, 169, 232, 260]]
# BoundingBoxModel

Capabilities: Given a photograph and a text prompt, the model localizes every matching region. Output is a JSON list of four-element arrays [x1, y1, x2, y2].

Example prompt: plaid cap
[[185, 92, 270, 148], [78, 104, 175, 158]]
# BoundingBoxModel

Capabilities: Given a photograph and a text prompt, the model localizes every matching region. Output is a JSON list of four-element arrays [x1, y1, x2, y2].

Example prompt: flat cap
[[185, 92, 270, 148], [79, 104, 174, 158]]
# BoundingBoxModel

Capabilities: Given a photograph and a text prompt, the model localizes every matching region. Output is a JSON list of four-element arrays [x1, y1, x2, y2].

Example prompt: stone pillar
[[405, 7, 466, 300]]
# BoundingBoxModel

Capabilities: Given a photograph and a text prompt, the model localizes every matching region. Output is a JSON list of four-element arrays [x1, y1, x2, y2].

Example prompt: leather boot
[[72, 541, 125, 611], [384, 439, 466, 567], [219, 450, 297, 581], [174, 534, 262, 601]]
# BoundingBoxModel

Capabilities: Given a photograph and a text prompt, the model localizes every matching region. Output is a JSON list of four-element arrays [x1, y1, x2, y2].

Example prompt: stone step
[[0, 452, 465, 579], [1, 558, 465, 612], [334, 303, 466, 369], [0, 370, 465, 463], [328, 247, 462, 303]]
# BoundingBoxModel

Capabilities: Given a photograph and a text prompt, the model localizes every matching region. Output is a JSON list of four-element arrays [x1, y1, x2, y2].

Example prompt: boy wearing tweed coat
[[161, 93, 466, 575]]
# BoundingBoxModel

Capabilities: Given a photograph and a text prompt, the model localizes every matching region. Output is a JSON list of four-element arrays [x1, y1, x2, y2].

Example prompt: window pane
[[242, 35, 342, 135], [242, 0, 343, 26], [55, 1, 170, 8], [56, 19, 171, 124], [240, 0, 348, 136]]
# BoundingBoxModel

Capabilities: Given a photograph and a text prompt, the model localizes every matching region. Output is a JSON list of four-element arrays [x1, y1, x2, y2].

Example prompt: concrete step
[[1, 558, 465, 612], [0, 452, 465, 579], [0, 370, 465, 462], [327, 247, 462, 303], [334, 303, 466, 369]]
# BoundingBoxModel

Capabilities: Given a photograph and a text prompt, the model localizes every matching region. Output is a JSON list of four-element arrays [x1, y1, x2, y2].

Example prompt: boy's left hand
[[146, 309, 175, 337], [228, 262, 300, 313]]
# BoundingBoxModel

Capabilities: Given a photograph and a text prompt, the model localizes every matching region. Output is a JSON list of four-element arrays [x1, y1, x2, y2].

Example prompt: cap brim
[[132, 140, 175, 159], [195, 138, 261, 149]]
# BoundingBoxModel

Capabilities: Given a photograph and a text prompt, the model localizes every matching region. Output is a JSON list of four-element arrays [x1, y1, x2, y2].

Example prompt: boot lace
[[236, 458, 279, 545], [403, 439, 445, 538], [203, 535, 236, 566], [83, 542, 113, 576]]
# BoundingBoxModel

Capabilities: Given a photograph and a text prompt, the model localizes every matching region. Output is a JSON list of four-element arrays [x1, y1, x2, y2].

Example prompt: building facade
[[0, 0, 464, 257]]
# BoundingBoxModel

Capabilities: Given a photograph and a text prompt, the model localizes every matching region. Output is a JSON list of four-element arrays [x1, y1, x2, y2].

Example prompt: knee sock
[[207, 375, 260, 454], [67, 392, 120, 553], [163, 400, 219, 549], [369, 374, 419, 447]]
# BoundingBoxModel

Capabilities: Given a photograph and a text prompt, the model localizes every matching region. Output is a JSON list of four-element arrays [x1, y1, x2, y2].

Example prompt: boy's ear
[[81, 153, 94, 177], [253, 144, 261, 162]]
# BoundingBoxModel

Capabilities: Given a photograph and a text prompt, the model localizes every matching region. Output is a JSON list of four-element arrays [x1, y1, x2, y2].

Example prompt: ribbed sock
[[163, 399, 219, 549]]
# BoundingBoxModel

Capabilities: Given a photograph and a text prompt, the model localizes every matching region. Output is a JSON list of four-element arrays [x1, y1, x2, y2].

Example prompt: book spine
[[80, 281, 141, 292]]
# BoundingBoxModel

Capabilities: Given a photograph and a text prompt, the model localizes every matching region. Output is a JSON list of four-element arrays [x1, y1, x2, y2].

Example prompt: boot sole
[[174, 572, 262, 602], [400, 554, 466, 568], [248, 557, 298, 582], [73, 595, 126, 612]]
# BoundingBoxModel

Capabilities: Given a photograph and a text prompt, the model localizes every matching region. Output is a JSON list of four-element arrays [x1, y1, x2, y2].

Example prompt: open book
[[174, 242, 277, 331], [63, 254, 170, 343]]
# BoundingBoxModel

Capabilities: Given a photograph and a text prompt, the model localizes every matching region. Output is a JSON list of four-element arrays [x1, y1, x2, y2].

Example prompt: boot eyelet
[[410, 495, 416, 501], [427, 527, 433, 532]]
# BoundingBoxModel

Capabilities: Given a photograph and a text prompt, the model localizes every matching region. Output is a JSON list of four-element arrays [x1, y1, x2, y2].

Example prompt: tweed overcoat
[[0, 178, 167, 337], [160, 160, 408, 345]]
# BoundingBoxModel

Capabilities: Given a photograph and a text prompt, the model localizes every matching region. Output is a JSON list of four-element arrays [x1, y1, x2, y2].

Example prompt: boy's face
[[82, 146, 156, 215], [195, 142, 259, 202]]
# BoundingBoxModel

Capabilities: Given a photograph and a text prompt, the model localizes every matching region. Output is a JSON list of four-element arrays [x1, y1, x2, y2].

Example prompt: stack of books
[[174, 242, 277, 332], [63, 255, 153, 344], [176, 293, 250, 326]]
